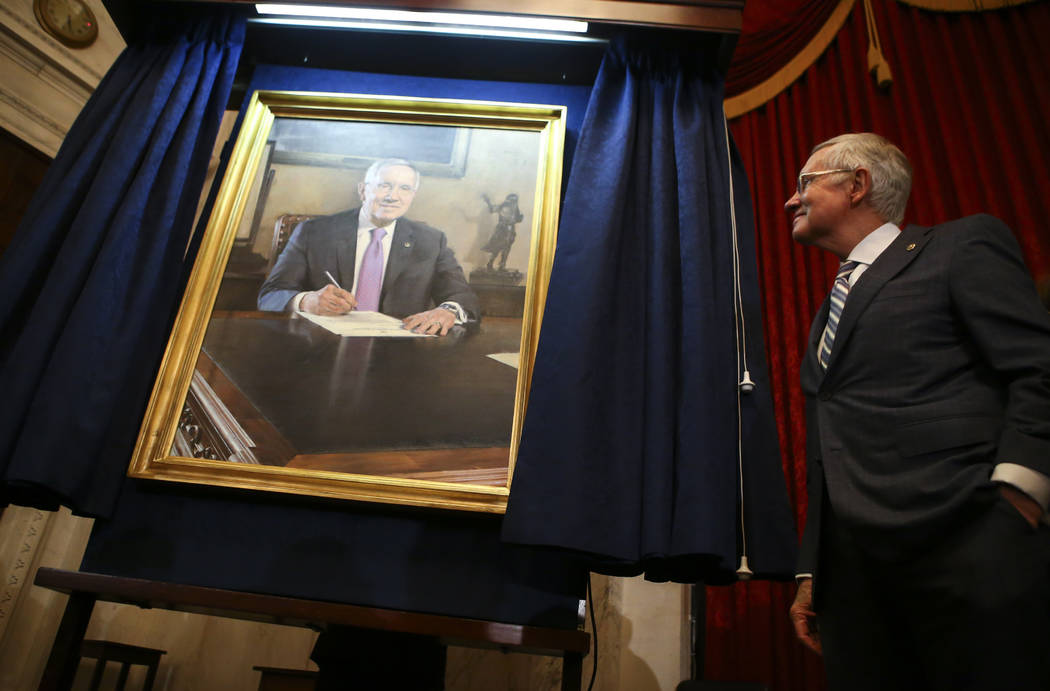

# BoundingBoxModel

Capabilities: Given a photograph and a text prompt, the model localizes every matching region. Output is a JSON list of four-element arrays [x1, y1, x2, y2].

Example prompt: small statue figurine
[[481, 193, 523, 271]]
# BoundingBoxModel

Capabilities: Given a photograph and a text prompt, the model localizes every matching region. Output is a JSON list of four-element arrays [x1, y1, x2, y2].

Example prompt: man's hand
[[999, 484, 1043, 529], [301, 284, 355, 315], [790, 578, 822, 655], [403, 308, 455, 336]]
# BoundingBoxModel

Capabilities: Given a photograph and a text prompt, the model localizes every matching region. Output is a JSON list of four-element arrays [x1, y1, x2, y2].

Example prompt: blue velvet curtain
[[0, 10, 244, 517], [502, 34, 797, 583]]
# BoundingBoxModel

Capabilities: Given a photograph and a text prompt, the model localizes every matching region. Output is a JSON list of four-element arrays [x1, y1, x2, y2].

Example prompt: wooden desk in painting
[[174, 312, 522, 487]]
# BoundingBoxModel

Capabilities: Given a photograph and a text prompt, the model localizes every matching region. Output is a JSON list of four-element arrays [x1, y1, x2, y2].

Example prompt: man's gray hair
[[364, 158, 421, 191], [813, 133, 912, 225]]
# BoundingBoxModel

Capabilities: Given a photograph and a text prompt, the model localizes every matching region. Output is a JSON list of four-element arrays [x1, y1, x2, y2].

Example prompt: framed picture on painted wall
[[128, 90, 566, 513]]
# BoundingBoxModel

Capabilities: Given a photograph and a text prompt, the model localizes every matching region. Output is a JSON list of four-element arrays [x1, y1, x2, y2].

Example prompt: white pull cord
[[723, 108, 753, 580]]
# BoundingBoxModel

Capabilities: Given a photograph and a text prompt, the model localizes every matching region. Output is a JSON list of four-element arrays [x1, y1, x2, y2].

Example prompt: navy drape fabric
[[68, 61, 594, 626], [0, 10, 244, 517], [502, 35, 797, 583]]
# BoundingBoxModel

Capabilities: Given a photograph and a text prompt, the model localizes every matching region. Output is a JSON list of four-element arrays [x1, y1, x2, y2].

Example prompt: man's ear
[[849, 168, 872, 206]]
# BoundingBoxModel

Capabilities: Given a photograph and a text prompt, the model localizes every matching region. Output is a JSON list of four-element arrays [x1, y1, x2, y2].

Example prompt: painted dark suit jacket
[[798, 214, 1050, 577], [257, 208, 480, 319]]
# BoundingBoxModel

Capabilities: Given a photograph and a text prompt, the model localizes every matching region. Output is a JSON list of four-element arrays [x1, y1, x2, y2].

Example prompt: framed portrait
[[128, 90, 566, 513]]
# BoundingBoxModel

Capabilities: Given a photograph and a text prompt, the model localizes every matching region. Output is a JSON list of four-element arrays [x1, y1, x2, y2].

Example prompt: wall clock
[[33, 0, 99, 48]]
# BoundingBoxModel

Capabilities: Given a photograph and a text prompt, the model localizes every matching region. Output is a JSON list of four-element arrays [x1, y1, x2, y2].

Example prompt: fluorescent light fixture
[[255, 4, 588, 33], [248, 16, 603, 43]]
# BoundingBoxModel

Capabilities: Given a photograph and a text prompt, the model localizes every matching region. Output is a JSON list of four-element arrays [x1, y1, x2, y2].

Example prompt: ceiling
[[101, 0, 739, 106]]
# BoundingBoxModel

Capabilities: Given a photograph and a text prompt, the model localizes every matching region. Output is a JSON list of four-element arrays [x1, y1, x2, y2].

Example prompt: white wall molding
[[0, 0, 122, 156], [0, 1, 119, 85], [0, 84, 67, 154]]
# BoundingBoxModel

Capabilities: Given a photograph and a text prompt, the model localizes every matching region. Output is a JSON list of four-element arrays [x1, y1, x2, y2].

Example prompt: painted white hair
[[813, 133, 912, 225], [364, 158, 421, 191]]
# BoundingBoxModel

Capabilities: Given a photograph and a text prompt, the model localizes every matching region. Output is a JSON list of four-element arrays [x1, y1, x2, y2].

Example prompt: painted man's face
[[358, 164, 418, 227]]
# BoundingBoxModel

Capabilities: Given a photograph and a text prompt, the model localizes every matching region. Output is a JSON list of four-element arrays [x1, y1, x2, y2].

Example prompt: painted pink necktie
[[355, 227, 387, 312]]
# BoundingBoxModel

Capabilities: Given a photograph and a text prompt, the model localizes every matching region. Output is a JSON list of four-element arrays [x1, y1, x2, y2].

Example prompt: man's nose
[[784, 191, 800, 212]]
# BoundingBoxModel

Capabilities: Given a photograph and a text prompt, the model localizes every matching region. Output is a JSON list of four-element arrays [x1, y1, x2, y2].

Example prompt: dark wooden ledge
[[34, 567, 589, 690]]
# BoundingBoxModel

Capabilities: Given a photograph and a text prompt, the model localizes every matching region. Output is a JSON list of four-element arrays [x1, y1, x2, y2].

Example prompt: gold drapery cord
[[896, 0, 1032, 10], [863, 0, 893, 87], [724, 0, 1036, 118]]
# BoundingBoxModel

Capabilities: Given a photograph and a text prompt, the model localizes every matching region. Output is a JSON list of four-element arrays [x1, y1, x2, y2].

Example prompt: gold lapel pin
[[906, 243, 916, 251], [404, 241, 412, 248]]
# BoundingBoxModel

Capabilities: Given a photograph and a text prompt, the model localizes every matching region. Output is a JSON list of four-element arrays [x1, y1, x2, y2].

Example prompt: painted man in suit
[[258, 158, 479, 336], [785, 133, 1050, 690]]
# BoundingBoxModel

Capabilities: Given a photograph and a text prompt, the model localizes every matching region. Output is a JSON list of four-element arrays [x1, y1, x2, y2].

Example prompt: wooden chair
[[79, 639, 166, 690], [676, 682, 768, 691], [253, 666, 318, 691], [269, 214, 316, 269]]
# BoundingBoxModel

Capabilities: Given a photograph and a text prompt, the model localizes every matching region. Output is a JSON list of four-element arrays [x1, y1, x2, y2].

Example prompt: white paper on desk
[[487, 352, 520, 369], [298, 310, 430, 338]]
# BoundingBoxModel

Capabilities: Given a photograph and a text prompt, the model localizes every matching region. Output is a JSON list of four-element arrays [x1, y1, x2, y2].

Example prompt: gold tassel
[[863, 0, 894, 87]]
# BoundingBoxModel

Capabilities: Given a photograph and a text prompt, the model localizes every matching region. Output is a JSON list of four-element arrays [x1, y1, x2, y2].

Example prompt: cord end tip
[[736, 556, 753, 580]]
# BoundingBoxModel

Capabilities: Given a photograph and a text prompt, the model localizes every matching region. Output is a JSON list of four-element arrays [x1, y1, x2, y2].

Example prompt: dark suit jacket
[[798, 214, 1050, 576], [257, 209, 480, 319]]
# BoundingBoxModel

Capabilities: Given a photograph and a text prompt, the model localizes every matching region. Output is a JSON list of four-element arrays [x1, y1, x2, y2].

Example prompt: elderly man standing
[[785, 133, 1050, 690], [258, 157, 479, 336]]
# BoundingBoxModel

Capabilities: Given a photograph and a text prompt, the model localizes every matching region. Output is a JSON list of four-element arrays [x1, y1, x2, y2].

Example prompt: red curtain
[[727, 0, 840, 95], [705, 2, 1050, 689]]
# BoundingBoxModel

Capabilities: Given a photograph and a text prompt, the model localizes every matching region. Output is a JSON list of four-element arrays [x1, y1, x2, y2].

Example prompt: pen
[[324, 270, 356, 312]]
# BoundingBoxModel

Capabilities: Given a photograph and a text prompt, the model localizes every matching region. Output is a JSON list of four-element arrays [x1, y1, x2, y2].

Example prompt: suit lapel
[[383, 220, 416, 296], [801, 296, 830, 391], [823, 225, 932, 373], [809, 297, 830, 353], [335, 210, 359, 288]]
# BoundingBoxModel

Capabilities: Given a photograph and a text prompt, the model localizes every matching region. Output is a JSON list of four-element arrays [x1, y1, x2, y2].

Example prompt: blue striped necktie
[[819, 260, 860, 370]]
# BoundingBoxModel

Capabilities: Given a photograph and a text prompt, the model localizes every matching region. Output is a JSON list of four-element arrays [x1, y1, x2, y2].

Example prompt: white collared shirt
[[844, 222, 900, 286]]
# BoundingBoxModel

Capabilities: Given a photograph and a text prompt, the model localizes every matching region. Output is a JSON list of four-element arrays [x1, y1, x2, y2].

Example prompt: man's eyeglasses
[[797, 168, 855, 196]]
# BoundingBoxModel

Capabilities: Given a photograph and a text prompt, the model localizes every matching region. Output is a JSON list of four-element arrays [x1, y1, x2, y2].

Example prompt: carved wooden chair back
[[269, 213, 317, 270]]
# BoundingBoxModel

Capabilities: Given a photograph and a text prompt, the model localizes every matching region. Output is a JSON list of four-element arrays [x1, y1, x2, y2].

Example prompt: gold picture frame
[[128, 90, 566, 513]]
